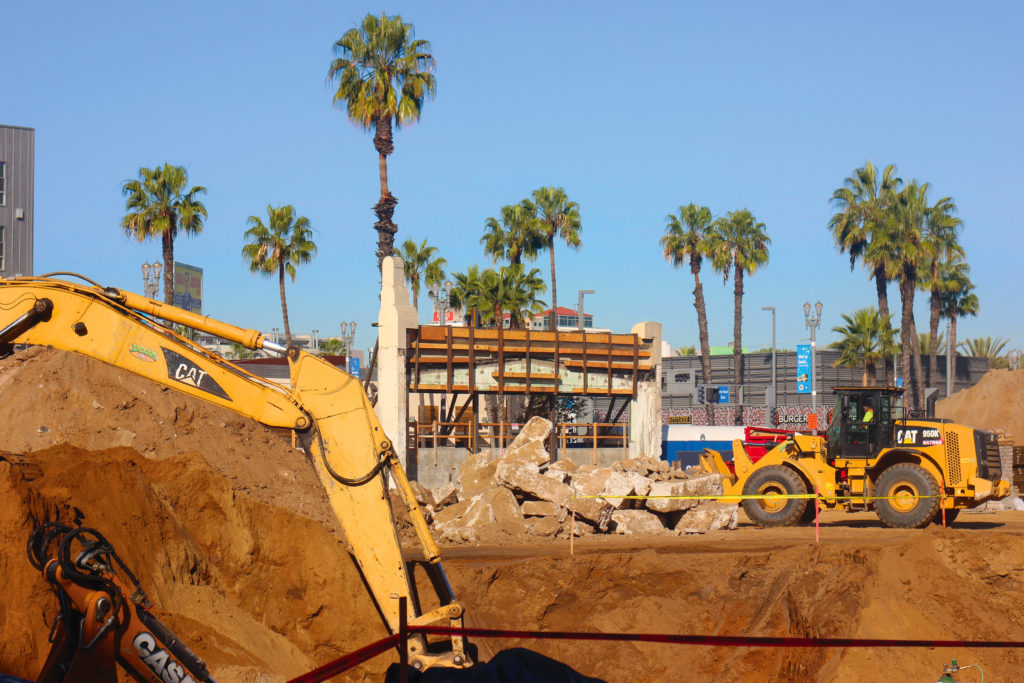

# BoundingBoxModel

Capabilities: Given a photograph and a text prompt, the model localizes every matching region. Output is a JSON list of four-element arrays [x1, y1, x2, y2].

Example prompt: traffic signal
[[706, 387, 720, 404], [697, 385, 705, 404]]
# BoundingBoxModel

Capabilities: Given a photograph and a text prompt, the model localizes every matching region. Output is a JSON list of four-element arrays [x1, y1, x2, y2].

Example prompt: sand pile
[[411, 417, 736, 545], [937, 369, 1024, 439], [0, 347, 393, 681]]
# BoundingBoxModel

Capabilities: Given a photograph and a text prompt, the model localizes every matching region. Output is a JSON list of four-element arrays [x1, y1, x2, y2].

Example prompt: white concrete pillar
[[629, 321, 662, 460], [376, 256, 418, 469]]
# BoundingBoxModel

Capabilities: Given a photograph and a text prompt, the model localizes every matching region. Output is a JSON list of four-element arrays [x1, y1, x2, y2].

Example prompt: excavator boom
[[0, 275, 468, 672]]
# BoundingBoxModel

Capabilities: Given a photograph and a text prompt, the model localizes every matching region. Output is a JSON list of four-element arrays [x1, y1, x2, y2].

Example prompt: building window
[[0, 162, 6, 206], [0, 225, 5, 271]]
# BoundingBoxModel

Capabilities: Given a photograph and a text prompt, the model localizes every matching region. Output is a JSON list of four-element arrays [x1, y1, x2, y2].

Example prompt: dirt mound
[[937, 369, 1024, 439], [445, 519, 1024, 681], [0, 348, 392, 680]]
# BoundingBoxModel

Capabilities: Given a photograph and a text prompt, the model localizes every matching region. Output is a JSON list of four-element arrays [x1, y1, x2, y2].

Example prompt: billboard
[[173, 262, 203, 314], [796, 344, 811, 394]]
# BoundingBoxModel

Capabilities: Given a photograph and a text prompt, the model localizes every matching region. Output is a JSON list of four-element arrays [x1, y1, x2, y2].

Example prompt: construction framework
[[406, 326, 653, 448]]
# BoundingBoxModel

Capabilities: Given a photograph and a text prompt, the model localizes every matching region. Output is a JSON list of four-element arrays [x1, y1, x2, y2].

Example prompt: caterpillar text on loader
[[699, 386, 1010, 528], [0, 274, 472, 677]]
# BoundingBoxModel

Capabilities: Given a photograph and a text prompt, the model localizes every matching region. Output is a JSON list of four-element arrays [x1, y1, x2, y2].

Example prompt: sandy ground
[[2, 347, 1024, 682]]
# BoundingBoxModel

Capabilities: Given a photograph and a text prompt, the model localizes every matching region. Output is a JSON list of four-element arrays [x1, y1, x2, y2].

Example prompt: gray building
[[0, 125, 34, 278]]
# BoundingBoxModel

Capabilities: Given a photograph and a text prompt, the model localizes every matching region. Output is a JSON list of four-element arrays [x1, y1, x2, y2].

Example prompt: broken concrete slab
[[408, 479, 434, 508], [611, 510, 669, 535], [457, 451, 500, 502], [645, 474, 723, 514], [599, 471, 639, 509], [432, 481, 458, 508], [524, 516, 561, 537], [521, 500, 563, 518], [501, 416, 553, 466], [675, 501, 739, 534]]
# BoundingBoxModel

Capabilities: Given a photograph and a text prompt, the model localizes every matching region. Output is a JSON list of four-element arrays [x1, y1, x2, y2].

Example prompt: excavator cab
[[826, 387, 903, 460]]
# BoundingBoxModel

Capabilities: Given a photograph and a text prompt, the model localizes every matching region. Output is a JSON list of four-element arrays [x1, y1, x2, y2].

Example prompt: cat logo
[[161, 348, 231, 400]]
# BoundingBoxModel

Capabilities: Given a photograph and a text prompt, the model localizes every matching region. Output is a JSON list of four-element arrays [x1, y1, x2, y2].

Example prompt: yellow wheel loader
[[699, 386, 1010, 528]]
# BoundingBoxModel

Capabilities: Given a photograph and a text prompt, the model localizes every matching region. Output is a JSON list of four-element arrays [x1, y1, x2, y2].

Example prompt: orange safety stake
[[814, 488, 820, 543]]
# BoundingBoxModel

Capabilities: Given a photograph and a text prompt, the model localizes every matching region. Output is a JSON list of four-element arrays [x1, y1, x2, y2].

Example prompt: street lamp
[[141, 262, 162, 300], [577, 290, 595, 330], [803, 301, 823, 414], [762, 306, 776, 426], [339, 321, 357, 357], [428, 280, 454, 325]]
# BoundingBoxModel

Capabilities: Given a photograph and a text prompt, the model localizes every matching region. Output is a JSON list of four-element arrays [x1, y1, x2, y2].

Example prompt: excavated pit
[[2, 347, 1024, 682]]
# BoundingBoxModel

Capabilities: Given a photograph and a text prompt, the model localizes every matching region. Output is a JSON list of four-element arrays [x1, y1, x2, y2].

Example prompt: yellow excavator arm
[[0, 274, 468, 671]]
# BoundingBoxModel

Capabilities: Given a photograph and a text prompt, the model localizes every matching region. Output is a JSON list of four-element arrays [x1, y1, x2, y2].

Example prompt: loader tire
[[874, 464, 940, 529], [741, 466, 808, 528]]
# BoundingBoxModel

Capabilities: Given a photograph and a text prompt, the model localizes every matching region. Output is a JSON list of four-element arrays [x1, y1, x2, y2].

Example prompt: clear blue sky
[[5, 1, 1022, 358]]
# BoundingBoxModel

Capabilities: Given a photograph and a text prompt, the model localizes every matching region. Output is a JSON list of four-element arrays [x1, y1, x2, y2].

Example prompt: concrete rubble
[[423, 415, 735, 544]]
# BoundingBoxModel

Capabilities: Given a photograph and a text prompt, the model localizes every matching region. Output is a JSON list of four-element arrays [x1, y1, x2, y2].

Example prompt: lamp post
[[803, 301, 823, 413], [339, 321, 357, 358], [428, 280, 454, 325], [762, 306, 776, 426], [271, 327, 279, 345], [577, 290, 595, 330], [141, 262, 162, 300]]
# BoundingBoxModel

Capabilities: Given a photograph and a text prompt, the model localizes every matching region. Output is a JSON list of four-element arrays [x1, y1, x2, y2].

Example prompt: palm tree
[[475, 265, 547, 329], [399, 238, 446, 314], [121, 164, 208, 306], [328, 13, 436, 268], [939, 260, 978, 380], [828, 162, 902, 384], [661, 204, 715, 391], [482, 201, 544, 266], [960, 336, 1008, 360], [529, 187, 582, 331], [829, 308, 898, 385], [450, 265, 483, 327], [708, 209, 770, 422], [919, 198, 963, 388], [917, 332, 946, 355], [241, 205, 317, 348]]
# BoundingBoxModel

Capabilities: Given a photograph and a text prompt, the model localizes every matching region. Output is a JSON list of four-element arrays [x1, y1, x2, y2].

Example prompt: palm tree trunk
[[866, 361, 876, 385], [691, 256, 714, 426], [732, 265, 743, 425], [928, 285, 941, 390], [874, 265, 894, 385], [899, 267, 920, 410], [162, 225, 175, 307], [548, 238, 557, 331], [372, 116, 397, 268], [279, 263, 292, 348], [950, 314, 959, 392]]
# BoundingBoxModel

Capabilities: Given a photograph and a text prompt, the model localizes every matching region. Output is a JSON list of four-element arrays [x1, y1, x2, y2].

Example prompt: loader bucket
[[699, 448, 736, 485]]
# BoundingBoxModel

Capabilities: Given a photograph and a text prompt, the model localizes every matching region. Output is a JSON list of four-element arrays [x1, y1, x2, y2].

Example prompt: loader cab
[[827, 387, 903, 460]]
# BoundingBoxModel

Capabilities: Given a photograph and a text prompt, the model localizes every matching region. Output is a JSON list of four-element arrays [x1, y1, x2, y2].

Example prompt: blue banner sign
[[796, 344, 811, 394], [348, 357, 360, 378], [718, 385, 730, 404]]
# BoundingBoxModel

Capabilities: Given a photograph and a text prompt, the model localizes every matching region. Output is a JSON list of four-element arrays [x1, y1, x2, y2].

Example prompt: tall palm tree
[[828, 162, 902, 384], [918, 197, 963, 388], [121, 164, 207, 306], [829, 308, 898, 385], [529, 187, 582, 331], [328, 13, 436, 268], [661, 203, 715, 391], [939, 259, 978, 380], [708, 209, 770, 422], [481, 201, 544, 266], [241, 205, 317, 348], [399, 238, 446, 314]]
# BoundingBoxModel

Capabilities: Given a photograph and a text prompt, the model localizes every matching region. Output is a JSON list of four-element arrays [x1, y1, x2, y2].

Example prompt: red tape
[[414, 625, 1024, 650], [286, 624, 1024, 682]]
